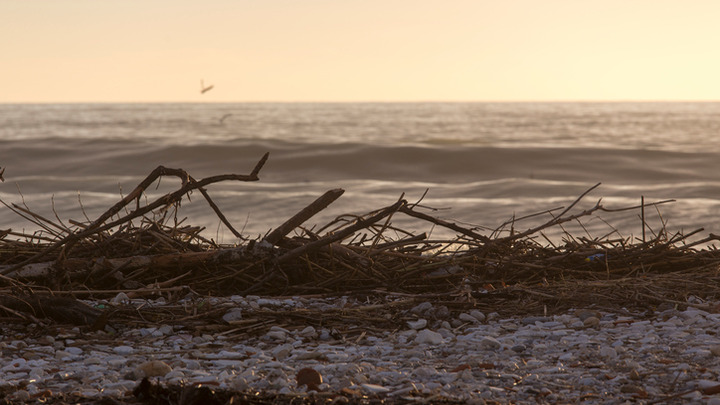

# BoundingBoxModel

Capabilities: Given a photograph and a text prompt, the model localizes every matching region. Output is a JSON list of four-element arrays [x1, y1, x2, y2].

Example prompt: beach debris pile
[[1, 153, 720, 330], [4, 155, 720, 404]]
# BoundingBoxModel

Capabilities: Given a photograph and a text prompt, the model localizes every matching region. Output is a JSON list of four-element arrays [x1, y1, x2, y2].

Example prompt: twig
[[265, 188, 345, 246], [400, 206, 490, 243], [277, 198, 407, 263], [641, 196, 646, 243], [495, 183, 603, 244], [193, 181, 245, 240]]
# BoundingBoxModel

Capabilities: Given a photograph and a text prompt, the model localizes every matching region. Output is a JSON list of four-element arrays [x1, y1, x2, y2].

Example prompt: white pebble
[[113, 346, 134, 355], [361, 383, 390, 393], [65, 347, 83, 355], [480, 336, 502, 350], [299, 326, 317, 338], [469, 310, 486, 322], [415, 329, 444, 345], [458, 313, 479, 323], [222, 309, 243, 323], [266, 331, 287, 340], [111, 292, 130, 304], [407, 319, 428, 330]]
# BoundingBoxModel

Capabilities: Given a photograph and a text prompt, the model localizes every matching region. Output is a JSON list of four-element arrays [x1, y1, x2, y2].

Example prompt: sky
[[2, 0, 719, 103]]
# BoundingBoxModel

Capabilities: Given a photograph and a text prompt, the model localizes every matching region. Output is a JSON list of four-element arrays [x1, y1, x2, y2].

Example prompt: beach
[[4, 294, 720, 404], [2, 102, 720, 403]]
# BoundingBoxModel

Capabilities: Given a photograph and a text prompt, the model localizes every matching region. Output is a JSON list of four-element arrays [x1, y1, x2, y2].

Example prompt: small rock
[[272, 344, 293, 360], [708, 398, 720, 405], [298, 326, 317, 338], [458, 313, 479, 323], [29, 367, 45, 378], [558, 352, 574, 362], [137, 360, 172, 377], [165, 370, 185, 380], [578, 377, 597, 386], [413, 366, 437, 378], [598, 346, 617, 360], [575, 309, 601, 322], [361, 383, 390, 394], [469, 310, 486, 322], [437, 328, 455, 339], [111, 292, 130, 304], [433, 305, 451, 320], [583, 317, 600, 328], [10, 390, 30, 401], [407, 319, 427, 330], [415, 329, 444, 345], [222, 309, 243, 323], [113, 346, 134, 355], [266, 330, 287, 340], [410, 302, 433, 315], [65, 347, 83, 355], [521, 316, 549, 325], [183, 359, 201, 370], [37, 336, 55, 345], [500, 322, 519, 331], [710, 345, 720, 356], [480, 336, 501, 350], [698, 380, 720, 395], [54, 350, 72, 360], [296, 367, 322, 391]]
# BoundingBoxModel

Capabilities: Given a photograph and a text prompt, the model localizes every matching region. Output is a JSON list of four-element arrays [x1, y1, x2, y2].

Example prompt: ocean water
[[1, 102, 719, 245]]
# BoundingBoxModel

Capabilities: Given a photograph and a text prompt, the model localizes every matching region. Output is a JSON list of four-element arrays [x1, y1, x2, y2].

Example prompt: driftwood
[[2, 154, 720, 328], [0, 152, 268, 276], [265, 188, 345, 245]]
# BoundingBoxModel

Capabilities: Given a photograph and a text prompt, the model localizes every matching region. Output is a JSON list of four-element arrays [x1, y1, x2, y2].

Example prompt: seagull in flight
[[218, 114, 233, 124], [200, 79, 214, 94]]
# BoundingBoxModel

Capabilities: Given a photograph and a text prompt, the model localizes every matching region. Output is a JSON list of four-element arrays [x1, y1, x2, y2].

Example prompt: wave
[[3, 138, 718, 183], [2, 138, 719, 241]]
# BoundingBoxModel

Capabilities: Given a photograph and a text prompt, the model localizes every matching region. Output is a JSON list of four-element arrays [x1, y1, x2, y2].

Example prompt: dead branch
[[277, 198, 407, 263], [265, 188, 345, 246], [0, 153, 269, 275]]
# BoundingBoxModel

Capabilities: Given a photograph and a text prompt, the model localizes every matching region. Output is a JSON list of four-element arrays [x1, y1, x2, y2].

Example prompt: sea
[[1, 102, 719, 246]]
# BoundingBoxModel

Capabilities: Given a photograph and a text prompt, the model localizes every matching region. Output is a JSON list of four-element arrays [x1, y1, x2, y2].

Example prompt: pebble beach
[[3, 294, 720, 404]]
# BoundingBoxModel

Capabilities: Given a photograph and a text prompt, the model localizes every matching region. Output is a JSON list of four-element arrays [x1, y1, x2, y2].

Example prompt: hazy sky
[[3, 0, 719, 103]]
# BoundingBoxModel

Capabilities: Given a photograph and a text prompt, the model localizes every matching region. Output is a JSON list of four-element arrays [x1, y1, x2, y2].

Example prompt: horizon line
[[2, 99, 720, 105]]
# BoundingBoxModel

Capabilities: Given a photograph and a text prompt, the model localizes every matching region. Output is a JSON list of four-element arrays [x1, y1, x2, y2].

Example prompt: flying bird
[[200, 80, 214, 94], [218, 114, 233, 124]]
